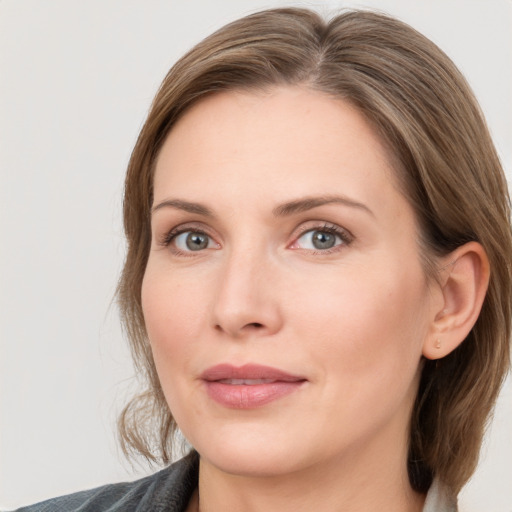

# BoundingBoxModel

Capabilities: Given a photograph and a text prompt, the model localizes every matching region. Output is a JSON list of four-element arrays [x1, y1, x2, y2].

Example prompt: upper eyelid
[[293, 222, 354, 241], [156, 221, 215, 236]]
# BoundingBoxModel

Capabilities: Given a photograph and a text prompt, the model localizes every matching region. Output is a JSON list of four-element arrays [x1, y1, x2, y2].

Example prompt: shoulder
[[10, 451, 199, 512]]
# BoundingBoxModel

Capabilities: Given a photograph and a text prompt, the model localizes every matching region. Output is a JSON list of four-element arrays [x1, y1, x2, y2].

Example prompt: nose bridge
[[212, 241, 281, 337]]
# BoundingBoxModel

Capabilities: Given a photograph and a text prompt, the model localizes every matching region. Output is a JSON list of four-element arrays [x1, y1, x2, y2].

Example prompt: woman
[[13, 7, 511, 512]]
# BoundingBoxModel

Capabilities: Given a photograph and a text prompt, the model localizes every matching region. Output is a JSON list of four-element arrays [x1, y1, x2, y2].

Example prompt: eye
[[292, 225, 350, 252], [169, 230, 217, 252]]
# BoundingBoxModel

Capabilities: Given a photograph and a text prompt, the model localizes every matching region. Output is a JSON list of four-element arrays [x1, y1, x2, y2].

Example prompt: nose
[[211, 249, 283, 339]]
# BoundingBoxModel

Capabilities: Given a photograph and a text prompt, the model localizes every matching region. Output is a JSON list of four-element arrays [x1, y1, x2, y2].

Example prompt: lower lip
[[204, 381, 305, 408]]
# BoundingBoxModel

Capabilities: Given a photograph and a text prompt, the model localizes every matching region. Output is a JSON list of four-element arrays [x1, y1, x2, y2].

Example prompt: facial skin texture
[[142, 87, 442, 511]]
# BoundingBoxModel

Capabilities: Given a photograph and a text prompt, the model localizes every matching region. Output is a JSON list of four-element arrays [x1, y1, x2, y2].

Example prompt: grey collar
[[423, 479, 458, 512]]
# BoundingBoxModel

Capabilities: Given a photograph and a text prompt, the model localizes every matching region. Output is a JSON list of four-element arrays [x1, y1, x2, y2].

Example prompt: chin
[[189, 423, 314, 477], [201, 445, 302, 478]]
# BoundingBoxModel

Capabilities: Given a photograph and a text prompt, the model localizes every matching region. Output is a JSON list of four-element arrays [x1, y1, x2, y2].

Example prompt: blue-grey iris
[[186, 232, 209, 250], [312, 231, 336, 249]]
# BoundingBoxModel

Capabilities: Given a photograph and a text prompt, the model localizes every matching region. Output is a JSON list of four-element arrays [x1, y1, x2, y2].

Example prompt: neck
[[191, 374, 425, 512], [193, 436, 425, 512]]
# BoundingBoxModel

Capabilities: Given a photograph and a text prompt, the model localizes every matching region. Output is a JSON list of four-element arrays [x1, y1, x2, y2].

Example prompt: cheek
[[141, 269, 208, 430], [290, 261, 429, 386], [293, 272, 427, 442], [141, 268, 209, 378], [142, 260, 210, 333]]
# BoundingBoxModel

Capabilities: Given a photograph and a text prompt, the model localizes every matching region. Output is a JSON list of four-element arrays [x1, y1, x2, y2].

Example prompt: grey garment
[[423, 479, 458, 512], [11, 451, 199, 512], [11, 451, 457, 511]]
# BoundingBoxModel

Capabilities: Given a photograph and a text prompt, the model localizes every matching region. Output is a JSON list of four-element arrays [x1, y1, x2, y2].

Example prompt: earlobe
[[423, 242, 490, 360]]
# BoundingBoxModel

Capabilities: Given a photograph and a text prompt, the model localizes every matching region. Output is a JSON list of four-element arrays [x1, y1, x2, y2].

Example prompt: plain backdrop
[[1, 0, 511, 510]]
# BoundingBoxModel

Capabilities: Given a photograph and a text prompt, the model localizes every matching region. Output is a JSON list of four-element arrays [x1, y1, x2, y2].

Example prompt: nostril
[[214, 321, 267, 335]]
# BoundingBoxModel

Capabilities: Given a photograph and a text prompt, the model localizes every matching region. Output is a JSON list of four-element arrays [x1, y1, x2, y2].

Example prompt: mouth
[[217, 378, 277, 385], [201, 364, 307, 409]]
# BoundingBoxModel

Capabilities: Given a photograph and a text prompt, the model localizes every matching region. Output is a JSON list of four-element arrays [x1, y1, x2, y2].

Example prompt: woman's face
[[142, 87, 439, 478]]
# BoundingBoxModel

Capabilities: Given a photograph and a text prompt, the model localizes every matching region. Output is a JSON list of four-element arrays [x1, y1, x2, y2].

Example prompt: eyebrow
[[151, 194, 373, 218], [151, 199, 215, 217], [272, 195, 374, 218]]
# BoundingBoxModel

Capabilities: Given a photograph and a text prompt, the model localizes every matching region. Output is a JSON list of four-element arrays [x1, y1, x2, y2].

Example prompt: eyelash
[[158, 225, 214, 256], [158, 222, 353, 256], [293, 223, 353, 254]]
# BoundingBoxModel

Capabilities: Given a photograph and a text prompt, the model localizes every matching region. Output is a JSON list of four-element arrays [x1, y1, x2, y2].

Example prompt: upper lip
[[201, 364, 306, 382]]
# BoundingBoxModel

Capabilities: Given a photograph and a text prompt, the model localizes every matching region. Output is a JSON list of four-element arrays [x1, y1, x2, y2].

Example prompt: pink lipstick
[[201, 364, 306, 409]]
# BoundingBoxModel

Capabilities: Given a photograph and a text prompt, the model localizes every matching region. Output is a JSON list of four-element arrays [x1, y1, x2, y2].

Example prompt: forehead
[[153, 86, 403, 212]]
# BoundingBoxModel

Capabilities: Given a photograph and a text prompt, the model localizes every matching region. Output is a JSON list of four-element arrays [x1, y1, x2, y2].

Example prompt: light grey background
[[1, 0, 511, 510]]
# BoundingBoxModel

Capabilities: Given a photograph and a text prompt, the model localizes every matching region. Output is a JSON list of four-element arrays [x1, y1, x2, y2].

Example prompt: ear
[[423, 241, 490, 360]]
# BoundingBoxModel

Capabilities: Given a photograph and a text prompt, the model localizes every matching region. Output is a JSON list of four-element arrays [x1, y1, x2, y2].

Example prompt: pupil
[[186, 232, 208, 250], [313, 231, 335, 249]]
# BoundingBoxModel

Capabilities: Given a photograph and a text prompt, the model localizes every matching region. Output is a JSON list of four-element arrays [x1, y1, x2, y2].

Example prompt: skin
[[142, 86, 445, 512]]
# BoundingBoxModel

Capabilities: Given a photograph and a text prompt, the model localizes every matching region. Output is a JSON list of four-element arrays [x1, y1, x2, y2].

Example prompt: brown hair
[[117, 8, 512, 496]]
